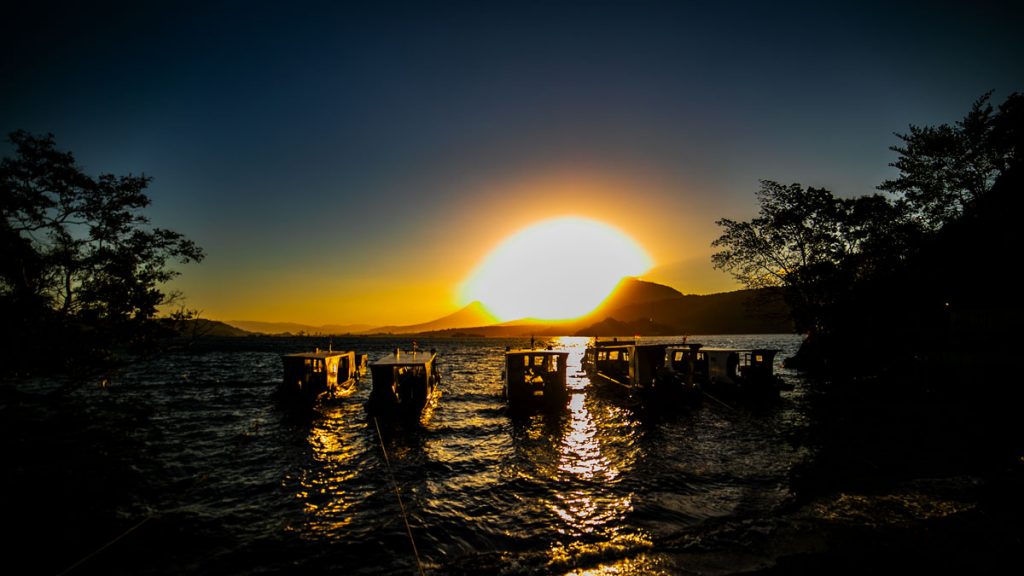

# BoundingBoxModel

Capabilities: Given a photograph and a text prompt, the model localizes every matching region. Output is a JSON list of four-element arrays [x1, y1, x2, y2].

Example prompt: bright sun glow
[[460, 217, 652, 321]]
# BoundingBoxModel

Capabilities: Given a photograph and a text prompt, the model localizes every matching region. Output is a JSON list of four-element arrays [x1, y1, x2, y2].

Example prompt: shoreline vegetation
[[715, 90, 1024, 570], [2, 91, 1022, 572], [1, 131, 204, 381]]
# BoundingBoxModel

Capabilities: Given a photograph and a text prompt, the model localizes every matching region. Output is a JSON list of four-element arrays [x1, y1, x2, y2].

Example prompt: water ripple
[[60, 334, 808, 573]]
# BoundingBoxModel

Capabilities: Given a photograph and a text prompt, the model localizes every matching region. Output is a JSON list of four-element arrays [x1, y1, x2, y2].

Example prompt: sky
[[3, 0, 1022, 325]]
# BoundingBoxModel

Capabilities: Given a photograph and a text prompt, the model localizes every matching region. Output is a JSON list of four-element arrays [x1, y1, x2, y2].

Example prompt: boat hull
[[366, 350, 441, 419], [279, 350, 360, 407], [504, 350, 570, 413]]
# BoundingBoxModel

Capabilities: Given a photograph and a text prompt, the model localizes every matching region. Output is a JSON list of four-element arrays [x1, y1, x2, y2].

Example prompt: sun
[[460, 216, 652, 321]]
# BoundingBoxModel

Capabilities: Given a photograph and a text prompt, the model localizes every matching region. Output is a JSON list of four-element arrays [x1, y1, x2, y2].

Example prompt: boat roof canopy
[[506, 349, 568, 356], [592, 343, 666, 350], [369, 351, 436, 367], [284, 350, 352, 360]]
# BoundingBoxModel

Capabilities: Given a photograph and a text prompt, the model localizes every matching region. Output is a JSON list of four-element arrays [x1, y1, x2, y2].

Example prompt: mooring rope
[[702, 390, 735, 411], [57, 515, 152, 575], [373, 416, 426, 576], [57, 415, 262, 575]]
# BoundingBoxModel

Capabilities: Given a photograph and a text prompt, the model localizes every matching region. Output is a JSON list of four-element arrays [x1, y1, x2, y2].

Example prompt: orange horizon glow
[[165, 169, 740, 327], [459, 216, 652, 321]]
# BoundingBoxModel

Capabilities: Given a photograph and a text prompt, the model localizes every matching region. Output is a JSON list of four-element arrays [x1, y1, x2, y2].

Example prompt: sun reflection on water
[[558, 394, 615, 480], [551, 335, 592, 392], [292, 409, 361, 536], [533, 335, 656, 573], [548, 537, 663, 575], [548, 392, 635, 538]]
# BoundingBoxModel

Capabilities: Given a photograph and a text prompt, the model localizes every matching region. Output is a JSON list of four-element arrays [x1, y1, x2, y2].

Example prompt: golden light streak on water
[[296, 408, 360, 535], [558, 394, 615, 480]]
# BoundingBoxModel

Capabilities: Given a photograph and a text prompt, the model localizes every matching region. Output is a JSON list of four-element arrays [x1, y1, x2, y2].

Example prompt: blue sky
[[3, 1, 1021, 324]]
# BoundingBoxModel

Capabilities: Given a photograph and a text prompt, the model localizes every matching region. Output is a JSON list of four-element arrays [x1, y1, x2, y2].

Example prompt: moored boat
[[504, 348, 569, 411], [355, 353, 368, 377], [280, 349, 359, 405], [583, 339, 671, 404], [700, 347, 791, 401], [367, 348, 441, 417], [581, 338, 628, 372], [654, 343, 706, 404]]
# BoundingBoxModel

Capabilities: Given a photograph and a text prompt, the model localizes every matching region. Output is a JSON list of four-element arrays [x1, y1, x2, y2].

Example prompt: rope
[[58, 413, 253, 575], [702, 390, 735, 411], [374, 416, 426, 576], [57, 515, 152, 575]]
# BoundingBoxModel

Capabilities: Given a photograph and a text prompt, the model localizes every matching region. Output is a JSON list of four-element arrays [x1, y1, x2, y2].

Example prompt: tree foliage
[[880, 91, 1023, 229], [711, 182, 851, 332], [712, 90, 1022, 376], [710, 181, 922, 333], [711, 182, 847, 288], [1, 131, 204, 376]]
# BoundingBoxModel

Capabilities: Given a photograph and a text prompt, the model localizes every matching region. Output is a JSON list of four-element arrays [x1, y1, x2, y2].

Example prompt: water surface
[[36, 334, 809, 574]]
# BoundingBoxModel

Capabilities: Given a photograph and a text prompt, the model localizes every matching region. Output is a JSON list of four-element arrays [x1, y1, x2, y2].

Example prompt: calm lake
[[16, 334, 811, 574]]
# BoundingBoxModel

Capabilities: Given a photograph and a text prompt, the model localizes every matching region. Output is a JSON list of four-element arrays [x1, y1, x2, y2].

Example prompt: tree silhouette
[[711, 181, 855, 333], [1, 131, 204, 376], [713, 90, 1022, 375], [880, 91, 1023, 229]]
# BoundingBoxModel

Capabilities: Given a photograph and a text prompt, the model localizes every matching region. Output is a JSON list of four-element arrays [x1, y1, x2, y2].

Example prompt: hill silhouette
[[225, 320, 374, 335], [214, 278, 792, 337], [581, 277, 684, 319], [160, 318, 254, 338], [386, 278, 792, 337], [574, 285, 791, 335], [364, 301, 497, 334]]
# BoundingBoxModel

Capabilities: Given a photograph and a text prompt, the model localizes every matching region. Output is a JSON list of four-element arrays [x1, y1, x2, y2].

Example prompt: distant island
[[177, 278, 794, 338]]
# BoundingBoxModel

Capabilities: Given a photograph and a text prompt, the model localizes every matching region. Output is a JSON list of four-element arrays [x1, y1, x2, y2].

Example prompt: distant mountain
[[576, 316, 680, 337], [396, 278, 793, 337], [490, 278, 683, 329], [217, 278, 793, 338], [573, 287, 792, 335], [160, 318, 254, 337], [226, 320, 375, 335], [396, 324, 552, 338], [584, 277, 684, 319], [362, 301, 497, 334], [643, 256, 741, 295]]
